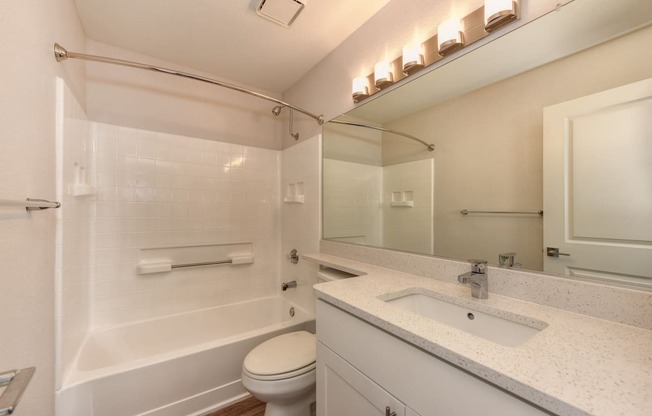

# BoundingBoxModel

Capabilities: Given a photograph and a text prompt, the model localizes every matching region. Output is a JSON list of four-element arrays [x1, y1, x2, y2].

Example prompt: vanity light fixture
[[484, 0, 518, 32], [402, 43, 425, 75], [350, 1, 519, 103], [374, 60, 394, 90], [352, 76, 370, 103], [437, 18, 464, 56]]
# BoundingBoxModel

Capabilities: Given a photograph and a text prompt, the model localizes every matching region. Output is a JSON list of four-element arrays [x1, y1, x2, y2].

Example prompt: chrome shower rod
[[53, 43, 325, 125], [329, 120, 434, 151]]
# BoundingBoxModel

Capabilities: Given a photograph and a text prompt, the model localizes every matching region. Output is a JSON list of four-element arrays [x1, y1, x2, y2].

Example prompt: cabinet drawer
[[318, 342, 406, 416]]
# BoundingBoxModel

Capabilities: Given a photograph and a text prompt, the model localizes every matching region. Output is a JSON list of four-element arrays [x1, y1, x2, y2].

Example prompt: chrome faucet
[[281, 280, 297, 291], [457, 260, 489, 299]]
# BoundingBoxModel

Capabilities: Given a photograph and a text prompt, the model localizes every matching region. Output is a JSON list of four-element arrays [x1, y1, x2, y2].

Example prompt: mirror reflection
[[323, 0, 652, 288]]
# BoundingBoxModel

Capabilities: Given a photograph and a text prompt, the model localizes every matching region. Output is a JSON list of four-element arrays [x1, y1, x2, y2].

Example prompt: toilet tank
[[317, 267, 357, 283]]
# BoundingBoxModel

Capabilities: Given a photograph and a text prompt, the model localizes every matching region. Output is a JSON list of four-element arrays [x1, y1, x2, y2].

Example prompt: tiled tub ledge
[[304, 252, 652, 416]]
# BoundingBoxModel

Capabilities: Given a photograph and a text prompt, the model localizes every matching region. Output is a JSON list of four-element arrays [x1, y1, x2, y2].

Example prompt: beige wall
[[0, 1, 86, 414], [85, 40, 285, 150], [383, 26, 652, 270]]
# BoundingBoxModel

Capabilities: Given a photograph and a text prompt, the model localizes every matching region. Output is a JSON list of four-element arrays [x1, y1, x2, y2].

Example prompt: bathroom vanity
[[307, 254, 652, 416]]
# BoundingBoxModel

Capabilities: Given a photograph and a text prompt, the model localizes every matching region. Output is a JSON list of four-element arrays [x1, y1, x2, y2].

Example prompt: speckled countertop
[[306, 253, 652, 416]]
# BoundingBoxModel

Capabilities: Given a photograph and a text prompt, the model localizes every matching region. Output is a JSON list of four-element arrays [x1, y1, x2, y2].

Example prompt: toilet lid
[[243, 331, 316, 377]]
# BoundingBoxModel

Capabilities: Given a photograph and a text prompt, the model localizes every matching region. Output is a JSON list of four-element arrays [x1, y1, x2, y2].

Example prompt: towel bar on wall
[[460, 209, 543, 216], [0, 198, 61, 211], [0, 367, 35, 416], [138, 255, 255, 275]]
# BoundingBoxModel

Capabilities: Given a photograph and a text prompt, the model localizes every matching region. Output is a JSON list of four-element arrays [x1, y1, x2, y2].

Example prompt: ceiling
[[73, 0, 393, 93]]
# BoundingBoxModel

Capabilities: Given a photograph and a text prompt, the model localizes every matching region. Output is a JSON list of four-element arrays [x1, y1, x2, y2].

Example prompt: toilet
[[241, 267, 355, 416], [241, 331, 317, 416]]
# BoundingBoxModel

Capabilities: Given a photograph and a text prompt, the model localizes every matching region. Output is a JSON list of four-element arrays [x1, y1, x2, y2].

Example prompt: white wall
[[280, 136, 322, 315], [0, 1, 86, 414], [55, 79, 93, 388], [90, 123, 281, 328], [382, 159, 434, 255], [323, 159, 382, 247], [85, 40, 284, 150]]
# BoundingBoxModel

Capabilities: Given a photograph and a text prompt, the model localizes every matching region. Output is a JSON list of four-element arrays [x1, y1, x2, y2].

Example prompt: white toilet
[[241, 268, 354, 415], [241, 331, 317, 416]]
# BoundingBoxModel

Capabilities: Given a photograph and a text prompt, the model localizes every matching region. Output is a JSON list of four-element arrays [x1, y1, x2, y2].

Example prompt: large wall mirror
[[323, 0, 652, 289]]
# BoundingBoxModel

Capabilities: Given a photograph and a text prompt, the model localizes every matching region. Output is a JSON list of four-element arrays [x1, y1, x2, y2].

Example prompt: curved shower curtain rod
[[53, 43, 325, 125], [328, 120, 434, 151]]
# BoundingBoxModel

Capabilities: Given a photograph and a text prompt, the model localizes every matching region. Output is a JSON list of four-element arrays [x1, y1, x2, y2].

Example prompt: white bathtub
[[56, 296, 315, 416]]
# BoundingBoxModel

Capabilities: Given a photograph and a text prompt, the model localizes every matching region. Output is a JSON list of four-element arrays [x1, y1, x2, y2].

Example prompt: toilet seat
[[243, 331, 316, 381]]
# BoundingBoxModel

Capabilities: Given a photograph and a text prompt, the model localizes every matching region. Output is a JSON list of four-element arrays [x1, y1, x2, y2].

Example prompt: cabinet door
[[318, 342, 405, 416]]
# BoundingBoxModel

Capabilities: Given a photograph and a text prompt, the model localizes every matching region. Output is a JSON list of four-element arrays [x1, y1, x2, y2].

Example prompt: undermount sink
[[384, 292, 547, 347]]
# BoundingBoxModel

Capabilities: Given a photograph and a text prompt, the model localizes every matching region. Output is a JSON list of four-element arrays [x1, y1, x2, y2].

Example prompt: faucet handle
[[467, 259, 487, 273]]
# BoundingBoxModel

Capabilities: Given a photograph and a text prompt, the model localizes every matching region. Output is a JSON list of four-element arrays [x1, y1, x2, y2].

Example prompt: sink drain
[[467, 312, 475, 320], [289, 307, 295, 317]]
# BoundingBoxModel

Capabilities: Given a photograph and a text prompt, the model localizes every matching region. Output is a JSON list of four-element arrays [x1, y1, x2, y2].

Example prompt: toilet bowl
[[241, 331, 316, 416], [241, 268, 354, 415]]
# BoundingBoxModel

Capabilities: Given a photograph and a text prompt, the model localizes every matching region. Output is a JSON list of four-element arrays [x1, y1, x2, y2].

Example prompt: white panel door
[[543, 77, 652, 288]]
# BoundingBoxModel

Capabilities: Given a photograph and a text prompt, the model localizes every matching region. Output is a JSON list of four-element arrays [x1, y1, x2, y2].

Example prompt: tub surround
[[305, 252, 652, 416]]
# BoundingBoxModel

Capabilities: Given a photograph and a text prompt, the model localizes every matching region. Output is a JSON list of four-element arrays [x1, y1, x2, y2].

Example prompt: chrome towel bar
[[138, 254, 255, 274], [460, 209, 543, 216], [0, 367, 35, 416], [171, 259, 233, 269], [0, 198, 61, 211]]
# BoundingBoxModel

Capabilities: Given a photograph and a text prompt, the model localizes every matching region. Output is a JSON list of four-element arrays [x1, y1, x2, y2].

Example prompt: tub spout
[[281, 280, 297, 291]]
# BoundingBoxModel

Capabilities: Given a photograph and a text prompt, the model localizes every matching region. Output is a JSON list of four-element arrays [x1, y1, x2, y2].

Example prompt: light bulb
[[484, 0, 517, 32], [438, 18, 464, 56], [402, 43, 424, 74], [352, 76, 369, 103], [374, 61, 394, 89]]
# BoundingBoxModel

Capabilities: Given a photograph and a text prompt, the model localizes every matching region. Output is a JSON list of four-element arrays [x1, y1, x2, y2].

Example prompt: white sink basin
[[385, 292, 546, 347]]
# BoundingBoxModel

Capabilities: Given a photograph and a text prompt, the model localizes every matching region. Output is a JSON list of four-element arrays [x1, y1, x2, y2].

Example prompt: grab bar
[[0, 367, 35, 416], [0, 198, 61, 212], [138, 255, 255, 274], [171, 259, 233, 269], [460, 209, 543, 216]]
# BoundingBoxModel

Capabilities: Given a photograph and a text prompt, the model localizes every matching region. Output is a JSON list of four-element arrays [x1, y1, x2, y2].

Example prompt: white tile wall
[[55, 78, 93, 388], [323, 159, 382, 246], [382, 159, 434, 255], [280, 136, 322, 314], [91, 123, 281, 328]]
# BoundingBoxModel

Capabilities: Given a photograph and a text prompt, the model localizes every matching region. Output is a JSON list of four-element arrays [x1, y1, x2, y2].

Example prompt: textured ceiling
[[73, 0, 393, 93]]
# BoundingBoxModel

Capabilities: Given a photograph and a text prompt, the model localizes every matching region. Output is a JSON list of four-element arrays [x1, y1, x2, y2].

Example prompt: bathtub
[[56, 296, 315, 416]]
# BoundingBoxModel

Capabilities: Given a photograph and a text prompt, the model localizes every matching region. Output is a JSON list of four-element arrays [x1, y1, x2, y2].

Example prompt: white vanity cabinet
[[316, 300, 552, 416]]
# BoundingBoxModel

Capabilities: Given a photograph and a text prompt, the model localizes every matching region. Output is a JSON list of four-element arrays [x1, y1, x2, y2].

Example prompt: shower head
[[272, 105, 283, 116]]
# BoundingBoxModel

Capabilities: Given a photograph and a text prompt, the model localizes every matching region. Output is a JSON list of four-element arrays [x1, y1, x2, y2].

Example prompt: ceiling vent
[[257, 0, 305, 28]]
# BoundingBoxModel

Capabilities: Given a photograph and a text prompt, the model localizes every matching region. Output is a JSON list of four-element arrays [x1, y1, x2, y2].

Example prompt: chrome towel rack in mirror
[[460, 209, 543, 216], [0, 367, 35, 416], [0, 198, 61, 212]]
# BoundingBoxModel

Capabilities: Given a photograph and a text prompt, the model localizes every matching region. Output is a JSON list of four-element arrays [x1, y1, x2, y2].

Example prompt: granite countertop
[[305, 253, 652, 416]]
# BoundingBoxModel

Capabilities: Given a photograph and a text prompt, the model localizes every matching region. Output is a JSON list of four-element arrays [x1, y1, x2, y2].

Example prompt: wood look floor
[[204, 396, 266, 416]]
